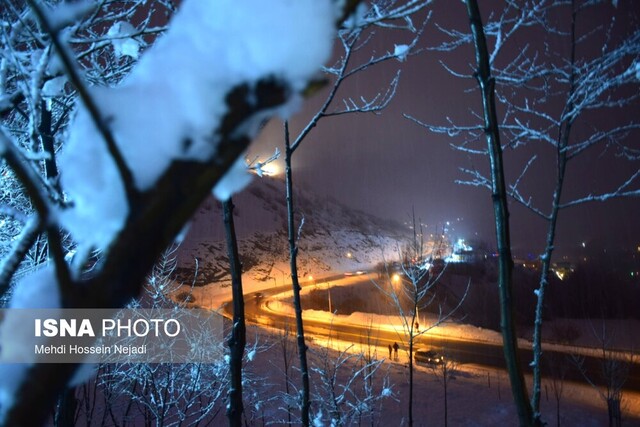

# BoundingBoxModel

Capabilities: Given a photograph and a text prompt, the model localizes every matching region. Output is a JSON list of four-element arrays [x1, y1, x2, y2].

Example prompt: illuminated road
[[221, 275, 640, 391]]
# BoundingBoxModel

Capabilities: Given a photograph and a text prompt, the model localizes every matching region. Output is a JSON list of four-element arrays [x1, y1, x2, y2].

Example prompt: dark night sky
[[252, 1, 640, 259]]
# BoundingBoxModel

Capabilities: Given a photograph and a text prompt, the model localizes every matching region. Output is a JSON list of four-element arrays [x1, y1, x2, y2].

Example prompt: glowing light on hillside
[[250, 162, 281, 177], [261, 163, 281, 176], [392, 274, 400, 283], [246, 148, 281, 177]]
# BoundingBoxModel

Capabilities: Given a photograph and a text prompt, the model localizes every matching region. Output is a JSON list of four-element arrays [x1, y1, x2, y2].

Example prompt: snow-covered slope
[[176, 177, 405, 285]]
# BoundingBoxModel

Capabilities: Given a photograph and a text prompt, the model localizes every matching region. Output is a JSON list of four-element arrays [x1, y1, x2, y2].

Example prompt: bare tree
[[573, 320, 635, 427], [373, 211, 467, 426], [545, 351, 569, 427], [223, 198, 246, 427], [427, 348, 459, 427], [406, 1, 640, 425], [71, 247, 228, 427], [223, 150, 280, 425], [276, 323, 296, 425], [280, 2, 432, 424], [310, 340, 392, 426], [459, 3, 532, 423]]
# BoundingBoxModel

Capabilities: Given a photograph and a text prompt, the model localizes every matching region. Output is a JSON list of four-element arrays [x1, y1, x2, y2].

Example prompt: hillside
[[176, 177, 406, 286]]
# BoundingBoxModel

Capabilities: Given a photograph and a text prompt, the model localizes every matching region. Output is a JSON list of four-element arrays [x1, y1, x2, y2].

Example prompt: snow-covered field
[[237, 323, 640, 426], [176, 268, 640, 426]]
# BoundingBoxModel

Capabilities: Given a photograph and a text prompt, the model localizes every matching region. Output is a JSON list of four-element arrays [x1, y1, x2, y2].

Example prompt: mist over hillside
[[176, 178, 406, 285]]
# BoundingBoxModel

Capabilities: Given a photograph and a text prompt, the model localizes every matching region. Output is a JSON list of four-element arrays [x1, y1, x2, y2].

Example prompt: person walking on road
[[388, 344, 392, 359], [393, 342, 399, 360]]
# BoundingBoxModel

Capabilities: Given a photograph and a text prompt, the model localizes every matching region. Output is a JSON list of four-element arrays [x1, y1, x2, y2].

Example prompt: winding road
[[221, 274, 640, 391]]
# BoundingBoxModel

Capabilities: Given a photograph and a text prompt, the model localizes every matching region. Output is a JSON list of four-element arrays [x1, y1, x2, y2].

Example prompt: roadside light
[[308, 275, 313, 281], [346, 252, 352, 258], [392, 274, 400, 283], [262, 163, 280, 176]]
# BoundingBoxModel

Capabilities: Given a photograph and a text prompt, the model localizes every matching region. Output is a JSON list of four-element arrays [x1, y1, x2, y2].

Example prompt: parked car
[[414, 349, 445, 365]]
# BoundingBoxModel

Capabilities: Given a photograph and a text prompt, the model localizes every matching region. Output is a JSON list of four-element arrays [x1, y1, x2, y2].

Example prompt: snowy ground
[[175, 269, 640, 425], [239, 323, 640, 426]]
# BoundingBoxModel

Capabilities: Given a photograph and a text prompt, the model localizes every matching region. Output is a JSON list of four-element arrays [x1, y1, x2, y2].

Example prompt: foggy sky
[[252, 1, 640, 259]]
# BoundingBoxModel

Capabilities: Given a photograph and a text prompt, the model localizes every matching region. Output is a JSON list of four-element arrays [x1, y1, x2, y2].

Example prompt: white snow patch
[[313, 410, 324, 427], [394, 44, 409, 62], [59, 0, 336, 250], [0, 267, 60, 422], [7, 265, 61, 309], [107, 22, 140, 59], [42, 76, 67, 97]]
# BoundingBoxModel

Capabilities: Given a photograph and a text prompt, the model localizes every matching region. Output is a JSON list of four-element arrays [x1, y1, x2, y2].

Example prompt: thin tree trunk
[[284, 121, 311, 426], [281, 325, 293, 425], [55, 388, 76, 427], [464, 1, 534, 425], [444, 369, 448, 427], [223, 198, 246, 427], [407, 307, 418, 427], [531, 3, 576, 421]]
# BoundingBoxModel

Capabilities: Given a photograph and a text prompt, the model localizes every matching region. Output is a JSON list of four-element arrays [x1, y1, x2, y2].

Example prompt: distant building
[[445, 239, 476, 264]]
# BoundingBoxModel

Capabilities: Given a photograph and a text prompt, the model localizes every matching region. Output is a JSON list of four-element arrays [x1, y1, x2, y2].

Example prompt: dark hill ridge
[[176, 177, 406, 285]]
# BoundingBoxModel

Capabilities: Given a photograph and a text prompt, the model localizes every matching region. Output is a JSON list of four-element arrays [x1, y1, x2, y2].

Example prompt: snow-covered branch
[[27, 0, 138, 205], [0, 1, 345, 425], [559, 170, 640, 208], [290, 1, 431, 152]]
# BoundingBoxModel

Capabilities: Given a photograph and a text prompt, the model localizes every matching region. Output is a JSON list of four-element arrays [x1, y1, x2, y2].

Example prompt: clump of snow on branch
[[343, 3, 368, 29], [107, 22, 140, 59], [394, 44, 409, 62], [42, 76, 67, 98], [381, 387, 393, 397], [58, 0, 335, 249], [313, 410, 325, 427], [213, 157, 253, 201]]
